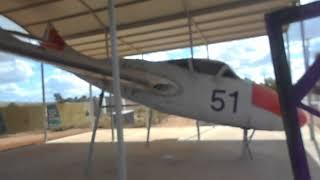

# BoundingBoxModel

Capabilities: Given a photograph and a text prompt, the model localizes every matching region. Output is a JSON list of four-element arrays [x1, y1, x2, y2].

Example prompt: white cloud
[[125, 54, 143, 60], [0, 53, 34, 84], [141, 51, 171, 62], [193, 45, 209, 59], [205, 36, 274, 81], [0, 83, 26, 96], [209, 36, 270, 63], [135, 48, 191, 62], [288, 41, 304, 55], [301, 0, 318, 5], [234, 63, 275, 83], [0, 16, 26, 33], [0, 83, 42, 102], [91, 85, 101, 96], [45, 69, 90, 99], [125, 52, 170, 61], [290, 58, 306, 83]]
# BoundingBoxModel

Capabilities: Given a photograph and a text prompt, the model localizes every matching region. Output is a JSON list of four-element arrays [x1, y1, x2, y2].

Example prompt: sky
[[0, 0, 319, 103]]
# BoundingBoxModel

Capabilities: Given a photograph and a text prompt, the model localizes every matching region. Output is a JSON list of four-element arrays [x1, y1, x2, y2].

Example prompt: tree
[[262, 77, 277, 90], [53, 93, 90, 103], [54, 93, 64, 103]]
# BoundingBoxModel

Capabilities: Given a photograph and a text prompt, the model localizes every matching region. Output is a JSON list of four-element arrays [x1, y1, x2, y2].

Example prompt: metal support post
[[206, 44, 210, 59], [89, 84, 93, 98], [196, 120, 201, 141], [146, 108, 153, 146], [285, 32, 291, 71], [108, 1, 127, 180], [40, 63, 48, 143], [184, 1, 201, 141], [300, 18, 315, 140], [298, 0, 316, 142], [300, 22, 315, 140], [186, 12, 194, 70], [265, 11, 311, 179], [107, 94, 115, 142], [241, 128, 254, 160], [89, 84, 95, 129], [85, 91, 104, 175]]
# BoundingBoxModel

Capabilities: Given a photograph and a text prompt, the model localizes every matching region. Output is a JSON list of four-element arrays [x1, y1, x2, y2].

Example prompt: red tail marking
[[41, 27, 65, 51]]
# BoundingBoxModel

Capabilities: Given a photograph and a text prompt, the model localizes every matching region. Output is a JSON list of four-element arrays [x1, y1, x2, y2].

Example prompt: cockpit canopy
[[165, 59, 239, 79]]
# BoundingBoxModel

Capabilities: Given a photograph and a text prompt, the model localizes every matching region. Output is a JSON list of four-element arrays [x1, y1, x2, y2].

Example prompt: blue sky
[[0, 0, 319, 103]]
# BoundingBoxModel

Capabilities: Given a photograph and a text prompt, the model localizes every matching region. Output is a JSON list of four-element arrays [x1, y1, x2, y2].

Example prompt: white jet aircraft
[[0, 26, 308, 133]]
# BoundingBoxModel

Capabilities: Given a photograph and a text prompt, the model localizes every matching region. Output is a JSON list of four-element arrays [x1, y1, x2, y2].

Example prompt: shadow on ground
[[0, 139, 319, 180]]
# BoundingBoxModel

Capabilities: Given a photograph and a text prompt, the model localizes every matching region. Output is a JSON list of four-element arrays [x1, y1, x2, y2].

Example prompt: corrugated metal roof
[[0, 0, 295, 59]]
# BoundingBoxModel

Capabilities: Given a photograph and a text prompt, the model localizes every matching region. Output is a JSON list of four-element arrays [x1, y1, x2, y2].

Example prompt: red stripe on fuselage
[[252, 84, 281, 116], [252, 84, 308, 127]]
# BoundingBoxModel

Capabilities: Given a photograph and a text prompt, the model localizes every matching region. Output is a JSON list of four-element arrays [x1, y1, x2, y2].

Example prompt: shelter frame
[[265, 1, 320, 180]]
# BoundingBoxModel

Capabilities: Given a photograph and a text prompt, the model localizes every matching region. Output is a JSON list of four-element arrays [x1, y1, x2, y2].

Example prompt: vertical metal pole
[[241, 129, 253, 159], [266, 14, 310, 180], [306, 39, 315, 141], [300, 20, 315, 141], [85, 91, 104, 175], [105, 33, 109, 59], [89, 84, 95, 129], [285, 32, 291, 71], [107, 94, 115, 142], [242, 129, 248, 157], [304, 39, 315, 142], [206, 44, 210, 59], [89, 84, 93, 98], [104, 25, 115, 142], [187, 14, 194, 71], [146, 108, 152, 146], [185, 2, 201, 141], [40, 63, 47, 143], [108, 1, 127, 180], [196, 120, 200, 141]]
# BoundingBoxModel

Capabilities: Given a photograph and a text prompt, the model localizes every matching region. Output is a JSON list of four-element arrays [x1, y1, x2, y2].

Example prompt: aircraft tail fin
[[41, 24, 66, 51]]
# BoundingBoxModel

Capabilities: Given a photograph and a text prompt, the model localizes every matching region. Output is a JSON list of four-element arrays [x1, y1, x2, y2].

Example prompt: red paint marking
[[252, 84, 308, 127]]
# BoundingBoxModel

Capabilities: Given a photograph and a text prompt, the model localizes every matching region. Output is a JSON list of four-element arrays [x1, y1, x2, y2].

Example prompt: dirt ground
[[155, 115, 197, 127], [0, 128, 90, 151], [0, 124, 320, 180], [0, 115, 193, 151]]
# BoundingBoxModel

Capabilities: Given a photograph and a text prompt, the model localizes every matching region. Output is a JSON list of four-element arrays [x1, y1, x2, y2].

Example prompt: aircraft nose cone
[[252, 84, 309, 127]]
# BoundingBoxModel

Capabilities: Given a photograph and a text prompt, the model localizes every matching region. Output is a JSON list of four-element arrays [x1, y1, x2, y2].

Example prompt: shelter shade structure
[[0, 0, 294, 59], [265, 1, 320, 180], [0, 1, 309, 180]]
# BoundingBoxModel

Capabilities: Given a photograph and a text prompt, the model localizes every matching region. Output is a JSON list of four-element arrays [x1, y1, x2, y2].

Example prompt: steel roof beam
[[68, 10, 265, 46], [73, 20, 264, 51], [190, 18, 208, 44], [67, 23, 187, 46], [21, 0, 150, 27], [182, 0, 208, 45], [63, 0, 281, 39], [92, 30, 266, 58], [0, 0, 63, 14], [123, 30, 266, 56], [84, 27, 265, 57], [78, 0, 141, 55]]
